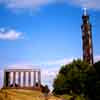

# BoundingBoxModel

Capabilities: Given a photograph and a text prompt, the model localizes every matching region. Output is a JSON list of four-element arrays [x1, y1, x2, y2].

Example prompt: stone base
[[2, 86, 41, 91]]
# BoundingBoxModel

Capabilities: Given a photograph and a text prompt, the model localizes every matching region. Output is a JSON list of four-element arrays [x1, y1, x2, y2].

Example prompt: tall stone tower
[[81, 8, 94, 64]]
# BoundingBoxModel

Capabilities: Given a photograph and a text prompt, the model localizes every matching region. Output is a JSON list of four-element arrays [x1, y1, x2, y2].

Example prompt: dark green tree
[[53, 59, 96, 99], [94, 61, 100, 100], [94, 61, 100, 80]]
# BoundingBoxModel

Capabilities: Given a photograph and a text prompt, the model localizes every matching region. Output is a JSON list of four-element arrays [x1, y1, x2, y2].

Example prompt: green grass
[[61, 94, 72, 100], [60, 94, 86, 100]]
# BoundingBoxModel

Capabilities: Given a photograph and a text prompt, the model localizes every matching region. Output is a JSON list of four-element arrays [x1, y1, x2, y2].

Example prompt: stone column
[[28, 72, 31, 87], [3, 71, 11, 88], [23, 72, 26, 87], [34, 71, 36, 87], [18, 72, 21, 87], [38, 71, 41, 87], [8, 72, 10, 87], [7, 72, 10, 87], [13, 72, 16, 87], [3, 71, 7, 88]]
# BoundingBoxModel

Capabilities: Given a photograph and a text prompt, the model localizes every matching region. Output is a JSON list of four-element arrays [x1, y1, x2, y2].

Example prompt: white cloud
[[43, 57, 77, 66], [63, 0, 100, 10], [0, 0, 54, 10], [94, 55, 100, 62], [0, 0, 100, 11], [0, 28, 24, 40], [41, 68, 59, 90]]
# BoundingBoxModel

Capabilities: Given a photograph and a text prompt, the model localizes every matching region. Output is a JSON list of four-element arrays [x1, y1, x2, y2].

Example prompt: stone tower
[[81, 8, 94, 64]]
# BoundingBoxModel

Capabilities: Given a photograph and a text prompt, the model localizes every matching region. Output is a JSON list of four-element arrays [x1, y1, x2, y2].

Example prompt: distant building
[[81, 8, 94, 64]]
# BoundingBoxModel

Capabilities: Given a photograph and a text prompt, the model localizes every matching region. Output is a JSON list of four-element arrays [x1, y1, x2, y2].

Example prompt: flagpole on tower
[[83, 8, 87, 16]]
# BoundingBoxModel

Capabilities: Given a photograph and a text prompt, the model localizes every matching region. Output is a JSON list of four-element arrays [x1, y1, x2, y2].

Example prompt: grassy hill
[[0, 89, 61, 100]]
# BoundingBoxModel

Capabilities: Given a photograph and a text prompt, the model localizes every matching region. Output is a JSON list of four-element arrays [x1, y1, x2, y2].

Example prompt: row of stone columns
[[4, 70, 41, 88]]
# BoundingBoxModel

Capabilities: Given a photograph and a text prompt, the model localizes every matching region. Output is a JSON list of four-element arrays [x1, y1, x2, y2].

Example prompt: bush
[[41, 85, 50, 94]]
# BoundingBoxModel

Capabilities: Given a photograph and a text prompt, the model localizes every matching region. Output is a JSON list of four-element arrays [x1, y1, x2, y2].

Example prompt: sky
[[0, 0, 100, 90]]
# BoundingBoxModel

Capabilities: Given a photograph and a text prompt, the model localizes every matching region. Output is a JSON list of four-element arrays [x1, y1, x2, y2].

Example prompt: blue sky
[[0, 0, 100, 89]]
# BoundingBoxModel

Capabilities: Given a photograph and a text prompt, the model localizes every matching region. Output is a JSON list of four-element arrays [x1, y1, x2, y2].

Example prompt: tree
[[41, 85, 50, 94], [41, 85, 50, 100], [53, 59, 96, 99], [94, 61, 100, 80], [94, 61, 100, 100]]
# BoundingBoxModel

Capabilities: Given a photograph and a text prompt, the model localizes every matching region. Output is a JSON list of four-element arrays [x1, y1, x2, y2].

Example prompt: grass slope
[[0, 89, 61, 100]]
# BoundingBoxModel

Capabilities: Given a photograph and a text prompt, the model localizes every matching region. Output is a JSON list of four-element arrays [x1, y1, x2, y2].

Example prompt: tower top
[[82, 7, 89, 22], [83, 8, 87, 16]]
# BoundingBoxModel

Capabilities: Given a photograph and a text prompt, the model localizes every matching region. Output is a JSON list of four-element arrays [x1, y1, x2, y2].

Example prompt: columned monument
[[3, 69, 41, 89]]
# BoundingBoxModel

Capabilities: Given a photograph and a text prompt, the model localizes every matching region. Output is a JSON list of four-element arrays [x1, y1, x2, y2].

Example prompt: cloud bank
[[0, 0, 54, 10], [0, 0, 100, 11], [43, 58, 75, 66], [65, 0, 100, 10], [0, 28, 24, 40], [0, 56, 100, 89]]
